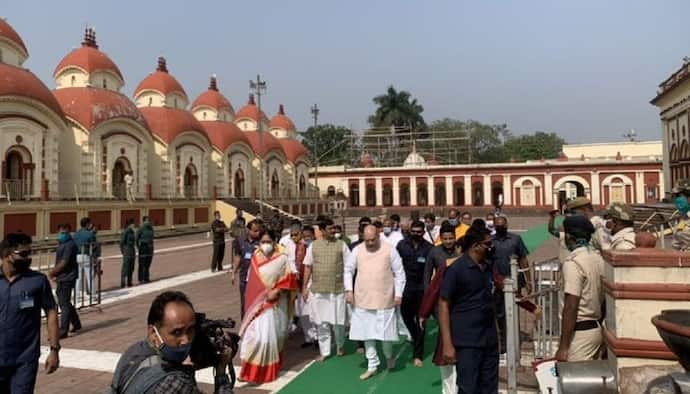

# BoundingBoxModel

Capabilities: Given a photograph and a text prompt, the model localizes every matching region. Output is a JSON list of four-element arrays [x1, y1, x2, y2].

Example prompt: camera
[[190, 312, 241, 391]]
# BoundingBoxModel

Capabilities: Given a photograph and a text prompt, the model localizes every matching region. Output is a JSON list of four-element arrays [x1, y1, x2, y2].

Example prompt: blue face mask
[[57, 232, 69, 244], [448, 219, 459, 226], [675, 196, 690, 215], [154, 326, 192, 364]]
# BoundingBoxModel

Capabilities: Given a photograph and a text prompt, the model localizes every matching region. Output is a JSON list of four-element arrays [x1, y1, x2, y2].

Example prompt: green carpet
[[278, 220, 556, 393]]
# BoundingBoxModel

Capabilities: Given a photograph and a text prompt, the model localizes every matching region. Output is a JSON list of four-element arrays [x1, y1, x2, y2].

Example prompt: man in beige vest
[[302, 218, 351, 361], [345, 225, 406, 380]]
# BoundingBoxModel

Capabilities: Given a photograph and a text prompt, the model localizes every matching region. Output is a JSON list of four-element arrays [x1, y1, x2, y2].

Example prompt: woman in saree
[[239, 228, 299, 384]]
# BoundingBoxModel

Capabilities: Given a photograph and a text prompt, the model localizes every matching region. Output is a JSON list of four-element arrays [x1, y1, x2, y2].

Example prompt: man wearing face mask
[[396, 220, 433, 367], [110, 291, 233, 394], [438, 226, 499, 394], [232, 220, 263, 319], [555, 215, 604, 362], [380, 217, 404, 247], [50, 224, 82, 338], [210, 211, 228, 273], [302, 218, 351, 361], [485, 213, 496, 236], [0, 233, 61, 393], [333, 224, 351, 247], [672, 179, 690, 251], [120, 219, 137, 288], [444, 209, 471, 243], [490, 215, 530, 357], [605, 203, 636, 251], [423, 213, 440, 244]]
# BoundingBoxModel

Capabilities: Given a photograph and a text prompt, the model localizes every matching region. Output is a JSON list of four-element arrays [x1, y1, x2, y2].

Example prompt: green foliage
[[368, 86, 426, 132], [503, 132, 565, 161], [300, 124, 355, 166]]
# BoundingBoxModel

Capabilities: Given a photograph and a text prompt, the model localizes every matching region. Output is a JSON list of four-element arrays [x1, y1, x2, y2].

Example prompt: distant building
[[316, 141, 662, 210], [651, 59, 690, 194]]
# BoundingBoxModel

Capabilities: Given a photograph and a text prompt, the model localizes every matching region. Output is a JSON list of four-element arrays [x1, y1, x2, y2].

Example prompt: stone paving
[[31, 217, 556, 393]]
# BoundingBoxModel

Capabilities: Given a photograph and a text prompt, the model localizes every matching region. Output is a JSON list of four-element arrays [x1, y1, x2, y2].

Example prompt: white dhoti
[[311, 292, 347, 357], [295, 295, 316, 343], [350, 307, 399, 371]]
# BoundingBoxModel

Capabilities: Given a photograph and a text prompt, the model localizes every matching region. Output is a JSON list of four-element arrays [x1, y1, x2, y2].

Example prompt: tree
[[503, 132, 564, 161], [368, 86, 426, 132], [428, 118, 511, 163], [300, 124, 354, 166]]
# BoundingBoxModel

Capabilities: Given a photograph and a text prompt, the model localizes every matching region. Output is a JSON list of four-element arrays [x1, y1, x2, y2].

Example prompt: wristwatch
[[50, 344, 61, 352]]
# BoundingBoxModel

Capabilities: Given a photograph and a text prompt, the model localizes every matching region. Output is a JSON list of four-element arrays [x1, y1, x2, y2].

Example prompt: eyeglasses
[[409, 230, 424, 235], [13, 250, 31, 258]]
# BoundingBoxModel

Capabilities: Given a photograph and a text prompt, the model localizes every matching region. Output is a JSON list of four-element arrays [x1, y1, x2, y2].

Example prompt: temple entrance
[[184, 164, 198, 198], [112, 157, 130, 199], [3, 149, 29, 199], [270, 170, 280, 197], [557, 181, 585, 209], [299, 175, 306, 197]]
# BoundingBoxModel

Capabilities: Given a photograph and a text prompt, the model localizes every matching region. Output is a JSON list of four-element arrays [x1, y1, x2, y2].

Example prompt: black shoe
[[59, 333, 69, 339], [70, 325, 82, 333]]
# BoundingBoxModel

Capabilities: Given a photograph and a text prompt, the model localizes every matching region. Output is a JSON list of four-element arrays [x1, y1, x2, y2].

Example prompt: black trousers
[[239, 280, 247, 319], [138, 244, 153, 283], [455, 346, 499, 394], [400, 288, 425, 360], [0, 361, 38, 394], [121, 255, 135, 287], [57, 281, 81, 336], [211, 243, 225, 271]]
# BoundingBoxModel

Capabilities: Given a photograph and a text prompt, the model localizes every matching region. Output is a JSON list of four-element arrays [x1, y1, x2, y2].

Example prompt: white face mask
[[383, 227, 392, 235], [260, 243, 274, 255], [334, 233, 342, 239], [486, 220, 494, 228]]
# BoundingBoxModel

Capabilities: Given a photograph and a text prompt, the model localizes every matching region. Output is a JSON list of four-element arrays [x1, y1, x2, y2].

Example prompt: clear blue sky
[[6, 0, 690, 142]]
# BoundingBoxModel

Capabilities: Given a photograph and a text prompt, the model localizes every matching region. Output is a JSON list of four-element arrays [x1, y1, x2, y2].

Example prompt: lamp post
[[249, 75, 267, 216], [310, 104, 320, 199]]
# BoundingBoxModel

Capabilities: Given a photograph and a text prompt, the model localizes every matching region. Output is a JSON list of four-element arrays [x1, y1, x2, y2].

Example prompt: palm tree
[[368, 86, 426, 132]]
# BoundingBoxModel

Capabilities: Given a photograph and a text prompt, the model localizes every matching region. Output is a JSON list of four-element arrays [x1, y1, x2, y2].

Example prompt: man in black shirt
[[211, 211, 228, 272], [232, 220, 263, 318], [423, 224, 460, 288], [396, 220, 433, 367], [439, 226, 498, 394], [50, 224, 82, 338], [0, 233, 61, 393]]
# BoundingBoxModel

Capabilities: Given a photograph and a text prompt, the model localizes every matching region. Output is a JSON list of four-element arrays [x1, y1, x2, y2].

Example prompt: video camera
[[190, 313, 241, 392]]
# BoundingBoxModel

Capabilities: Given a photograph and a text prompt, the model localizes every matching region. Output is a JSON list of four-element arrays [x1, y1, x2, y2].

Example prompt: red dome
[[53, 87, 148, 131], [244, 131, 285, 158], [139, 107, 209, 146], [235, 94, 268, 123], [53, 28, 123, 81], [279, 139, 308, 163], [0, 18, 28, 56], [201, 120, 250, 152], [270, 104, 295, 131], [134, 57, 186, 98], [0, 63, 64, 117], [191, 76, 234, 113]]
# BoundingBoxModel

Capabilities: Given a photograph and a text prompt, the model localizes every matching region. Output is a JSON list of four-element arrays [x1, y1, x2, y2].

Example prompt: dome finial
[[209, 74, 218, 91], [248, 94, 255, 105], [157, 56, 168, 73], [278, 104, 285, 115], [81, 26, 98, 49]]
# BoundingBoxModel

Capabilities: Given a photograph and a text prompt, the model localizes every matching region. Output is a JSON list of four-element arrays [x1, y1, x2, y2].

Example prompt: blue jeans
[[0, 361, 39, 394]]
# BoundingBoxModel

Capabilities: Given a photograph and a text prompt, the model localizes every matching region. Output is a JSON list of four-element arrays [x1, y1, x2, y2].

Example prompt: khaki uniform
[[672, 216, 690, 251], [561, 246, 604, 361], [609, 227, 636, 251]]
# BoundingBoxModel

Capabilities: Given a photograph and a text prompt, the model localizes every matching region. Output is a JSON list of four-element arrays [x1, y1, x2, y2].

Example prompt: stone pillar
[[410, 177, 417, 206], [658, 170, 665, 198], [375, 177, 383, 207], [393, 177, 400, 206], [428, 176, 435, 206], [463, 175, 471, 206], [635, 172, 645, 204], [483, 175, 491, 206], [591, 171, 601, 205], [544, 172, 553, 207], [661, 119, 671, 195], [502, 175, 511, 206], [146, 183, 152, 200], [445, 176, 453, 206], [358, 178, 365, 206], [41, 178, 49, 201]]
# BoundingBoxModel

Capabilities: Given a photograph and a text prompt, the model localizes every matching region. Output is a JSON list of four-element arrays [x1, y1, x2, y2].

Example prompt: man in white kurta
[[302, 219, 351, 361], [345, 225, 406, 380]]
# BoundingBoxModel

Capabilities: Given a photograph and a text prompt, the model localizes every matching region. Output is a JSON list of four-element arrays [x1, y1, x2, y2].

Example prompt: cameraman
[[109, 291, 233, 393]]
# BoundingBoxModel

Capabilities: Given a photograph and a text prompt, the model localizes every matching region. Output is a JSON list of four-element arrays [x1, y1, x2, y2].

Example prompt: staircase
[[224, 198, 299, 228]]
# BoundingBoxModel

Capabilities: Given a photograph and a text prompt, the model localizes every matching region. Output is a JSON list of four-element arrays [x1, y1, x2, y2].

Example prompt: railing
[[32, 243, 102, 310], [504, 257, 561, 394], [3, 179, 29, 201]]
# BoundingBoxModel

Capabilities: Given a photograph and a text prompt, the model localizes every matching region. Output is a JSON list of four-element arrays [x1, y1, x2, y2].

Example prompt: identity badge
[[416, 256, 426, 264], [19, 293, 34, 309]]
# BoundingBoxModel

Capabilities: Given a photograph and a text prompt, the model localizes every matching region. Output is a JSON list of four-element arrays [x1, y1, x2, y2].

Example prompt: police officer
[[672, 179, 690, 251], [0, 233, 61, 392], [120, 219, 136, 288], [606, 203, 636, 251], [51, 224, 82, 338], [555, 215, 604, 362], [211, 211, 228, 272], [232, 219, 262, 318], [136, 216, 155, 283]]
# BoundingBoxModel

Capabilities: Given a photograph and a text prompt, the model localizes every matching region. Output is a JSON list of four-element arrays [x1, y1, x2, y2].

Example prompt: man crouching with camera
[[109, 291, 237, 394]]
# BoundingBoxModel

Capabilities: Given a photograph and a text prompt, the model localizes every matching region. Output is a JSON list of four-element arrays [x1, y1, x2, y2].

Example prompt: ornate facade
[[0, 21, 310, 203]]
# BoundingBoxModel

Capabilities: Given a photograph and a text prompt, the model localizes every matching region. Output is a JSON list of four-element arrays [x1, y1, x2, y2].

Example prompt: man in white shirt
[[423, 213, 440, 244], [345, 225, 406, 380], [380, 217, 404, 247]]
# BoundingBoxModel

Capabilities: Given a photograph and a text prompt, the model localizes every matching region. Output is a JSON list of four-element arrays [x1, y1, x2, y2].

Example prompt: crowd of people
[[5, 179, 690, 393]]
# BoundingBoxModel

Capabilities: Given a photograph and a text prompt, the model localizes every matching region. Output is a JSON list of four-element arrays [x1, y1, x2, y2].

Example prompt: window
[[174, 98, 178, 108], [102, 78, 107, 89], [203, 112, 207, 120], [327, 186, 336, 197], [71, 75, 76, 87], [148, 97, 153, 106]]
